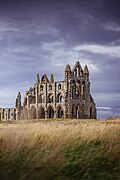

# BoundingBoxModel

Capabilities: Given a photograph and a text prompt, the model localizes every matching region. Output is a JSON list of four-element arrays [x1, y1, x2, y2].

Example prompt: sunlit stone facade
[[21, 61, 96, 120]]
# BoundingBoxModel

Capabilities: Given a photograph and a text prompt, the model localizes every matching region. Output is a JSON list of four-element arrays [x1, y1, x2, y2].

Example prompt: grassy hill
[[0, 119, 120, 180]]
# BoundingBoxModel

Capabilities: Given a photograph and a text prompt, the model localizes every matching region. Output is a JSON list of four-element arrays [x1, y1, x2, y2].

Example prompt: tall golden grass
[[0, 119, 120, 180], [0, 119, 120, 163]]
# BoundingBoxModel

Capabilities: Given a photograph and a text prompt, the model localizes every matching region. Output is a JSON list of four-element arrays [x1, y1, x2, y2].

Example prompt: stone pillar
[[54, 82, 57, 118], [68, 81, 72, 119], [15, 92, 21, 120], [73, 104, 77, 118], [36, 84, 39, 119], [64, 81, 68, 119], [85, 81, 90, 118], [45, 83, 47, 119], [45, 110, 48, 119]]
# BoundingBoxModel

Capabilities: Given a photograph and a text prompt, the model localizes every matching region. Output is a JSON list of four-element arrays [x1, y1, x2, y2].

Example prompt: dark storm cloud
[[0, 0, 120, 118]]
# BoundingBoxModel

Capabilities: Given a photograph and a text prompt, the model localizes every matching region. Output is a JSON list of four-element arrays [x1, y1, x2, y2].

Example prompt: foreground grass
[[0, 119, 120, 180]]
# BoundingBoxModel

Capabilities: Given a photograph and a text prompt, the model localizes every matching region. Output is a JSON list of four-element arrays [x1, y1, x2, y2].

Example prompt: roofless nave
[[0, 61, 96, 121]]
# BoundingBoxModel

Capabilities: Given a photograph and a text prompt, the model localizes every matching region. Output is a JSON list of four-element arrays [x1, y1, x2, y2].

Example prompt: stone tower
[[15, 92, 21, 120], [64, 64, 72, 118]]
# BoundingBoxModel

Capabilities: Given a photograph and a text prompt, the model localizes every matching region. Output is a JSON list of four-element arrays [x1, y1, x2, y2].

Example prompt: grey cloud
[[0, 0, 120, 118], [101, 22, 120, 32]]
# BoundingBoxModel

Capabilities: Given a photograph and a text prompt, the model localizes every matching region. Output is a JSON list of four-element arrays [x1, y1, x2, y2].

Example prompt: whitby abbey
[[0, 61, 96, 120]]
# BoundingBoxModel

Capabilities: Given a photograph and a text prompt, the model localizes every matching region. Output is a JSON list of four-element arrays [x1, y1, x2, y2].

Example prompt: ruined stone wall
[[1, 108, 16, 121], [22, 61, 96, 120], [23, 79, 66, 120]]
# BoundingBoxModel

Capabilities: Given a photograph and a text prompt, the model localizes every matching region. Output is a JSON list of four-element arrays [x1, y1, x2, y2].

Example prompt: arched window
[[57, 106, 64, 118], [81, 81, 85, 99], [58, 84, 61, 90], [38, 94, 44, 103], [48, 94, 54, 103], [32, 96, 36, 104], [38, 106, 45, 119], [49, 84, 52, 90], [47, 106, 54, 118], [71, 80, 76, 99], [41, 74, 49, 83], [57, 93, 60, 103], [60, 96, 64, 103], [57, 93, 64, 103], [76, 80, 80, 98], [74, 69, 77, 77], [40, 85, 43, 91]]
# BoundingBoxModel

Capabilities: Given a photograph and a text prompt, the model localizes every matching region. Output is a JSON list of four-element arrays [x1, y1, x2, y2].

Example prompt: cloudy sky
[[0, 0, 120, 118]]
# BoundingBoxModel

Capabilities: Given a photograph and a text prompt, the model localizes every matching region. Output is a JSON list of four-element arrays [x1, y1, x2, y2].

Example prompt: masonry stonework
[[0, 108, 16, 121], [0, 61, 96, 121], [21, 61, 96, 120]]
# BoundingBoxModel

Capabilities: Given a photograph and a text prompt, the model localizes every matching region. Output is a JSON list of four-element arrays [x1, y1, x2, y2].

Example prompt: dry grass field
[[0, 119, 120, 180]]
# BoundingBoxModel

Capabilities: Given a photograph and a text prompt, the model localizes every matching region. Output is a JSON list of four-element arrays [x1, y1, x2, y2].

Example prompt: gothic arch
[[49, 84, 52, 90], [71, 80, 76, 99], [72, 61, 81, 78], [47, 106, 54, 118], [41, 74, 49, 83], [57, 106, 64, 118], [38, 94, 44, 103], [76, 80, 81, 98], [57, 93, 64, 103], [38, 106, 45, 119], [76, 66, 80, 77], [81, 81, 85, 99], [58, 83, 61, 90], [40, 85, 43, 91], [47, 94, 54, 103]]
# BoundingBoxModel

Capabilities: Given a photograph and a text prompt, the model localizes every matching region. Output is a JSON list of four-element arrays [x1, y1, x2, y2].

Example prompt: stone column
[[35, 84, 39, 119], [45, 110, 48, 119], [64, 81, 68, 119], [67, 81, 72, 119], [54, 82, 57, 119], [45, 83, 47, 119], [85, 81, 90, 118], [15, 92, 21, 120]]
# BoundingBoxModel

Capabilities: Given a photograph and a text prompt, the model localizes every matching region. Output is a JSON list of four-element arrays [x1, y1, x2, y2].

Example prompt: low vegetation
[[0, 119, 120, 180]]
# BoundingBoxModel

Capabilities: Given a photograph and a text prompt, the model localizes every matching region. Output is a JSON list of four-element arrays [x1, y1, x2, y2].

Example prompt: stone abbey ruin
[[0, 61, 96, 120]]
